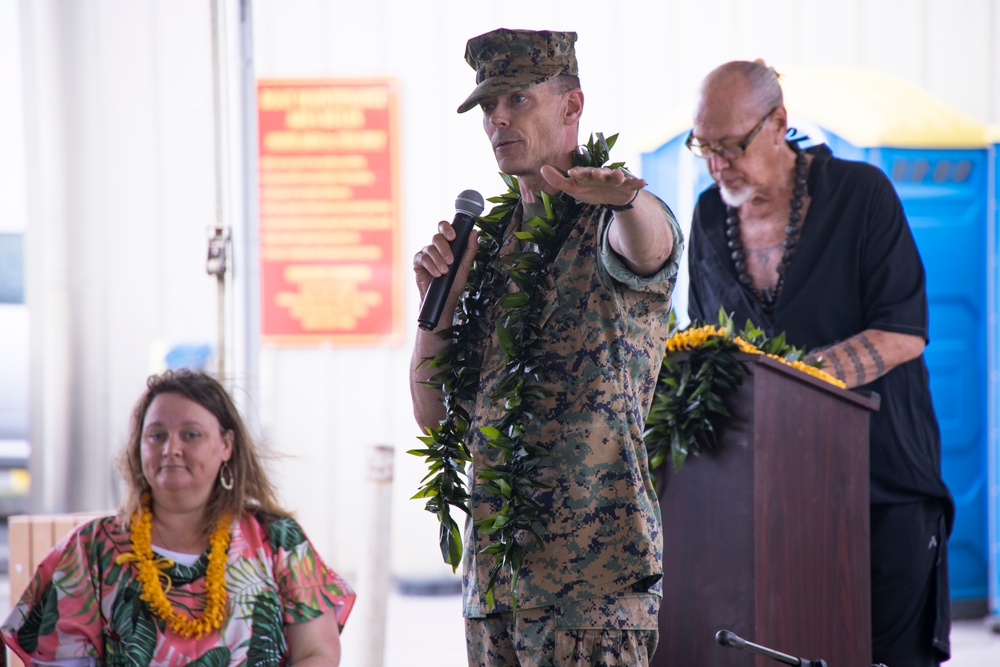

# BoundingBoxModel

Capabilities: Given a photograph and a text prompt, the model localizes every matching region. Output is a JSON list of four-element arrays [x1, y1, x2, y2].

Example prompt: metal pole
[[236, 0, 262, 424], [208, 0, 231, 380], [217, 271, 226, 377], [206, 226, 230, 377]]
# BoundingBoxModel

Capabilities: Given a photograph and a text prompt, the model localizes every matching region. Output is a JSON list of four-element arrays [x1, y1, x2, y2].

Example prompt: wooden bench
[[6, 512, 112, 667]]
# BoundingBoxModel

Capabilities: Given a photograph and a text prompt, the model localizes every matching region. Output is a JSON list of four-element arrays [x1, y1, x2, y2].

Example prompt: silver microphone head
[[455, 189, 485, 218]]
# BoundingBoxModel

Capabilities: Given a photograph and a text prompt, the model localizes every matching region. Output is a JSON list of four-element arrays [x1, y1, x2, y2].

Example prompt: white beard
[[719, 183, 752, 208]]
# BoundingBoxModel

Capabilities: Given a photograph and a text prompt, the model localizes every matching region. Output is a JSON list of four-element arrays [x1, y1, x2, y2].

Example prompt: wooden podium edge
[[737, 353, 881, 413]]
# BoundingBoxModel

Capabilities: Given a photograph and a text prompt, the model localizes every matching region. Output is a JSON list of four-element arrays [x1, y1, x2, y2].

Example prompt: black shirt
[[688, 145, 954, 527]]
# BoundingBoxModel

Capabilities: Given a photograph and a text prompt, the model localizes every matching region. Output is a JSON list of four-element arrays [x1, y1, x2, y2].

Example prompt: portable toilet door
[[878, 130, 990, 619], [989, 124, 1000, 623], [641, 67, 991, 615]]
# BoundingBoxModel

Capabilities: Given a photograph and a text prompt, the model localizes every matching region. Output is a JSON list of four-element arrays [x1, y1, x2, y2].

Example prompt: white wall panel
[[860, 0, 928, 89], [798, 0, 863, 68], [19, 0, 74, 513], [993, 2, 1000, 120], [91, 0, 159, 492], [926, 0, 994, 122]]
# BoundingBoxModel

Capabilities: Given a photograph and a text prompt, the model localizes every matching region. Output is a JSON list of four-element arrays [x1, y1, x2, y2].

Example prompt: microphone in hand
[[417, 189, 485, 330]]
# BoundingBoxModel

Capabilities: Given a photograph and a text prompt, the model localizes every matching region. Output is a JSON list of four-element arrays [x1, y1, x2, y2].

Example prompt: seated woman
[[1, 369, 355, 666]]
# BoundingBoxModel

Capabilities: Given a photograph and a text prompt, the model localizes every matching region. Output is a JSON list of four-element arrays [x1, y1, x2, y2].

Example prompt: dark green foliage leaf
[[186, 647, 232, 667], [440, 517, 464, 567], [644, 309, 817, 479], [266, 516, 307, 551], [17, 584, 59, 653], [105, 585, 159, 667], [247, 592, 286, 667], [500, 292, 530, 308], [496, 322, 516, 356]]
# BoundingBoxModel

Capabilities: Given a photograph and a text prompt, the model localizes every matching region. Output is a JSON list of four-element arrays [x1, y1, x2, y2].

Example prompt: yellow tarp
[[780, 67, 986, 148]]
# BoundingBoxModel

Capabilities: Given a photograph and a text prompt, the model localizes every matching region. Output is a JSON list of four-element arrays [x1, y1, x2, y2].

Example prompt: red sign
[[257, 79, 402, 346]]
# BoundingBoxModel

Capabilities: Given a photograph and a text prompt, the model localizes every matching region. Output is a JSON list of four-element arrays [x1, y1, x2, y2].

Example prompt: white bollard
[[356, 444, 394, 667]]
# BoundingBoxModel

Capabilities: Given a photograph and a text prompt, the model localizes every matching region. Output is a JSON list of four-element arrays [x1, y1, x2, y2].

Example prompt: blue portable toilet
[[989, 123, 1000, 621], [642, 67, 991, 615]]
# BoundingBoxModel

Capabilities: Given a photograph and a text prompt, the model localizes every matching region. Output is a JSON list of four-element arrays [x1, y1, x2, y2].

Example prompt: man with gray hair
[[410, 28, 682, 666], [686, 59, 954, 667]]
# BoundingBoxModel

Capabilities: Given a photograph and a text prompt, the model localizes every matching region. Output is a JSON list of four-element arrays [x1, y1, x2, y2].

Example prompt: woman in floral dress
[[1, 370, 355, 666]]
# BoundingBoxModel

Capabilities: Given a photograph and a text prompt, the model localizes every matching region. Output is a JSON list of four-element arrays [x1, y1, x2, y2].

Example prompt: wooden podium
[[652, 355, 880, 667]]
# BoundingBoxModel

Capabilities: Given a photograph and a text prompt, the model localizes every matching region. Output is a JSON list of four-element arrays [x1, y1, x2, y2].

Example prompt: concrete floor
[[338, 588, 1000, 667], [2, 573, 998, 666]]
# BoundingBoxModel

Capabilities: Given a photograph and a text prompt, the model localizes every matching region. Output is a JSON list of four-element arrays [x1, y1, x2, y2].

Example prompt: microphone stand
[[716, 629, 827, 667]]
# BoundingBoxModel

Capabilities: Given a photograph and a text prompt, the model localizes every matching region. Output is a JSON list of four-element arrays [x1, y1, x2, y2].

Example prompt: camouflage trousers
[[464, 591, 659, 667]]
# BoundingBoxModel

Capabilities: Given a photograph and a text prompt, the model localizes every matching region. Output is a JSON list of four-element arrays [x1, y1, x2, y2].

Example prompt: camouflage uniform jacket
[[462, 198, 683, 617]]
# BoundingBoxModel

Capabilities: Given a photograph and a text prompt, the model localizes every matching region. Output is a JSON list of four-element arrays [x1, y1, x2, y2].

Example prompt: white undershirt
[[151, 543, 202, 567]]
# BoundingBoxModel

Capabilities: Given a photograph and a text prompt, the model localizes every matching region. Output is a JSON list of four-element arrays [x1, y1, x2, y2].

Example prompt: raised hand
[[539, 164, 644, 208]]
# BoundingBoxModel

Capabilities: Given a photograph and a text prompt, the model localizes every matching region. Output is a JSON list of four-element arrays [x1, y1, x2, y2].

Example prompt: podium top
[[740, 353, 881, 413]]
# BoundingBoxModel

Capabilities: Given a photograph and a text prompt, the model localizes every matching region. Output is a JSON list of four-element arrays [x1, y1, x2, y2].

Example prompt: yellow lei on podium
[[644, 311, 844, 474]]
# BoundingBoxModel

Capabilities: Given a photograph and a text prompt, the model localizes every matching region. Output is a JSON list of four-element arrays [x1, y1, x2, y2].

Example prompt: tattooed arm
[[804, 330, 926, 389]]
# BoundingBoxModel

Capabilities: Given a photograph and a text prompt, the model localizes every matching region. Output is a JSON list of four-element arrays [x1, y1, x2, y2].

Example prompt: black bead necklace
[[725, 146, 809, 314]]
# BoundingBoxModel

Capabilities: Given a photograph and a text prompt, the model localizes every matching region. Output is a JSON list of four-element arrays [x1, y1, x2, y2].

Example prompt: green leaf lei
[[409, 133, 623, 610], [643, 308, 834, 474]]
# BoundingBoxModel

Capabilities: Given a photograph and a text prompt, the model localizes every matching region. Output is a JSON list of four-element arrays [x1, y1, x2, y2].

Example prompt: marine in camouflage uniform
[[463, 197, 680, 666], [411, 28, 683, 667]]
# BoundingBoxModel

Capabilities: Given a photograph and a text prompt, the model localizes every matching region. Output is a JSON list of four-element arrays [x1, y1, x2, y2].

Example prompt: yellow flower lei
[[116, 501, 232, 639], [666, 324, 846, 389]]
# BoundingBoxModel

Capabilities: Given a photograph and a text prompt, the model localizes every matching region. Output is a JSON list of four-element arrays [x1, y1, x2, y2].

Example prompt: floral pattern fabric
[[1, 512, 355, 667]]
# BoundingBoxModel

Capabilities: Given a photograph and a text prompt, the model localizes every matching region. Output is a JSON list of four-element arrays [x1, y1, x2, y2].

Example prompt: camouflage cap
[[457, 28, 579, 114]]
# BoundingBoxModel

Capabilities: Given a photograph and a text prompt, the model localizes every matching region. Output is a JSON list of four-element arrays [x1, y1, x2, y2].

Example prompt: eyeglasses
[[685, 106, 778, 160]]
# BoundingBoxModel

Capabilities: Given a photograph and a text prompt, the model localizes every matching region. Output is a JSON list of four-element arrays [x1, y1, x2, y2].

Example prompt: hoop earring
[[219, 461, 234, 491]]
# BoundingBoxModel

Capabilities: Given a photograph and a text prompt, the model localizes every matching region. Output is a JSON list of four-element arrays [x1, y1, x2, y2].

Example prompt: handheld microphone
[[715, 629, 827, 667], [417, 189, 485, 330]]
